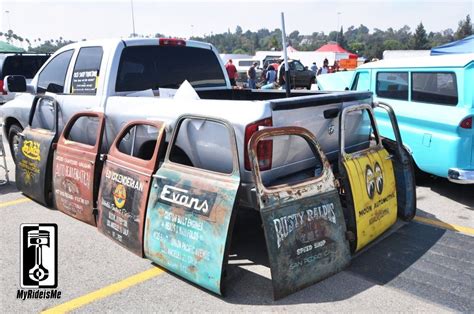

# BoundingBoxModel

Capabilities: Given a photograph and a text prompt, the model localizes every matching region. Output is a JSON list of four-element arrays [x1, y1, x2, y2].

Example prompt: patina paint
[[15, 96, 59, 207], [144, 115, 240, 296], [97, 120, 166, 257], [53, 112, 105, 226], [249, 126, 351, 300]]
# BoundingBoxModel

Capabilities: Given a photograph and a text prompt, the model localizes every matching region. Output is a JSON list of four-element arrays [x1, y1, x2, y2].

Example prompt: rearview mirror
[[4, 75, 27, 93]]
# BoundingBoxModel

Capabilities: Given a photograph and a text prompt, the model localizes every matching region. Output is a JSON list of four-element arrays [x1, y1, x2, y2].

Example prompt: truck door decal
[[53, 112, 105, 226], [144, 115, 240, 296], [15, 96, 59, 206], [339, 104, 398, 253], [97, 120, 166, 256], [249, 126, 351, 300]]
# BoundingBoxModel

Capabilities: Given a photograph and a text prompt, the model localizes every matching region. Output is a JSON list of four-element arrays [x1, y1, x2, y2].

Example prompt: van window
[[411, 72, 458, 106], [351, 71, 370, 91], [0, 55, 49, 79], [115, 46, 227, 92], [71, 47, 103, 95], [376, 72, 408, 100], [37, 50, 74, 93]]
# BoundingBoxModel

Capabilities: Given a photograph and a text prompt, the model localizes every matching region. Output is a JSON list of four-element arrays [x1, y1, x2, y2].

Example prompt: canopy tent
[[0, 41, 25, 53], [430, 35, 474, 55], [316, 43, 358, 59]]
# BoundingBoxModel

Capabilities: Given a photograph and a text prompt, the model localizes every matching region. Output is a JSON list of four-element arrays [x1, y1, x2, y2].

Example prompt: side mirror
[[4, 75, 27, 93]]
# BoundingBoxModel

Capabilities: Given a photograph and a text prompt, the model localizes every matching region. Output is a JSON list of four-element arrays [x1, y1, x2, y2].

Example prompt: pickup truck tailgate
[[269, 92, 372, 177]]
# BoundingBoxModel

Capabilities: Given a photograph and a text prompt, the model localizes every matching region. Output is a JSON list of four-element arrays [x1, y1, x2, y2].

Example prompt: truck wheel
[[8, 124, 23, 164], [307, 78, 315, 90]]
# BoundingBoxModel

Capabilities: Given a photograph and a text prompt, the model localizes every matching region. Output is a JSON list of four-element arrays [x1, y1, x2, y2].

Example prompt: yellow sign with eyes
[[343, 148, 398, 252]]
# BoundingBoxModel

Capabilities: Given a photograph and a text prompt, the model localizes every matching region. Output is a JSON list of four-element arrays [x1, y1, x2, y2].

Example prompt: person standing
[[310, 62, 318, 75], [225, 59, 238, 86], [317, 58, 330, 76], [247, 62, 258, 89], [265, 65, 277, 84]]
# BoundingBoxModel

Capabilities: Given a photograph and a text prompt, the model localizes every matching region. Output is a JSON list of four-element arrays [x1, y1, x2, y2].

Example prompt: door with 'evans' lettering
[[144, 115, 241, 296]]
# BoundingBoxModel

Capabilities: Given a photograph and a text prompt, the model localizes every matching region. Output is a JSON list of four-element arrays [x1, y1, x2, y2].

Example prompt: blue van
[[350, 54, 474, 183]]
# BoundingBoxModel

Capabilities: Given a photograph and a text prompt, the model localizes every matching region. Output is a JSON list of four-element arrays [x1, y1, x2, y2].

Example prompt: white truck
[[0, 38, 372, 210]]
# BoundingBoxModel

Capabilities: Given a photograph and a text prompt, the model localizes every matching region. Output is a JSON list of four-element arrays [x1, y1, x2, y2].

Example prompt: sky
[[0, 0, 473, 44]]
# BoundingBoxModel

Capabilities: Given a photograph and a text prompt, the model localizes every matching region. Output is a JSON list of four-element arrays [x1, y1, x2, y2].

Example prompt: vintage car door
[[338, 103, 398, 253], [52, 111, 105, 226], [15, 95, 59, 206], [376, 102, 416, 221], [249, 126, 351, 300], [97, 120, 166, 257], [144, 115, 240, 296]]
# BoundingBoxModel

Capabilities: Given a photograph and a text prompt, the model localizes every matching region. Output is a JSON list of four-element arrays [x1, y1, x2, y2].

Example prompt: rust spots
[[188, 265, 197, 273]]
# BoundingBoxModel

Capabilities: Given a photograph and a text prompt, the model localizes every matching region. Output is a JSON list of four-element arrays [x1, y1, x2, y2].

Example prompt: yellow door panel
[[343, 148, 397, 251]]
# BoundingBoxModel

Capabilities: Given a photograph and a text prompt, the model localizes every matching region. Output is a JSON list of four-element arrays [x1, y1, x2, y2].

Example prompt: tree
[[455, 14, 473, 40], [337, 26, 347, 48], [235, 25, 243, 35], [412, 22, 429, 49]]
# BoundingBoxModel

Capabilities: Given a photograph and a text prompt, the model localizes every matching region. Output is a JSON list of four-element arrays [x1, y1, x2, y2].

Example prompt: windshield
[[115, 45, 227, 92]]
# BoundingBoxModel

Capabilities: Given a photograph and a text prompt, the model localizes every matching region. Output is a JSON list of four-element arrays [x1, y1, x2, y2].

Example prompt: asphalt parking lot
[[1, 136, 473, 313]]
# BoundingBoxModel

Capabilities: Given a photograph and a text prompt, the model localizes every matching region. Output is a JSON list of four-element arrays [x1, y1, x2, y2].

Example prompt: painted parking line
[[414, 216, 474, 236], [0, 197, 31, 208], [41, 267, 164, 314]]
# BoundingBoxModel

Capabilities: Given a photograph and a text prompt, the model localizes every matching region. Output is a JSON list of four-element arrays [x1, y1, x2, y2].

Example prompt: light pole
[[335, 12, 341, 44], [130, 0, 136, 37], [5, 10, 11, 30]]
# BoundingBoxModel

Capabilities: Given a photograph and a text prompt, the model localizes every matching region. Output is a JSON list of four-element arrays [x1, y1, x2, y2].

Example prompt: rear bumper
[[448, 168, 474, 184]]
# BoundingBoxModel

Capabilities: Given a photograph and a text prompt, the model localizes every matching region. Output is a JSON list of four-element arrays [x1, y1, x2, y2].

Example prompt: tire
[[7, 124, 23, 164], [307, 77, 315, 90]]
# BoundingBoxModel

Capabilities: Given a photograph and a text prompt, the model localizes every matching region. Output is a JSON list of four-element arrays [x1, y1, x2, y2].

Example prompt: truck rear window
[[0, 55, 49, 79], [115, 46, 227, 92]]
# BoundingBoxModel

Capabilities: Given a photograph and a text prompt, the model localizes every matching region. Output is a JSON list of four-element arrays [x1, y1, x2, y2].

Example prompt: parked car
[[0, 53, 50, 104], [350, 53, 474, 183], [278, 59, 315, 89]]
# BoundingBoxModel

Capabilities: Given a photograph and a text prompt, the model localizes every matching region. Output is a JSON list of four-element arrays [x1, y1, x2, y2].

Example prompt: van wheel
[[8, 124, 23, 164]]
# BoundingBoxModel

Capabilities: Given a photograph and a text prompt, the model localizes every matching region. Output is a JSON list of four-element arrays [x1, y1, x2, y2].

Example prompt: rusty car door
[[15, 95, 59, 206], [97, 120, 166, 256], [52, 111, 105, 226], [376, 102, 416, 221], [144, 115, 240, 296], [338, 104, 398, 253], [249, 126, 351, 300]]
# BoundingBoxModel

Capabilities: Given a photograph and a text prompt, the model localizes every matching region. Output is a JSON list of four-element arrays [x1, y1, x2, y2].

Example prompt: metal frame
[[0, 122, 9, 185]]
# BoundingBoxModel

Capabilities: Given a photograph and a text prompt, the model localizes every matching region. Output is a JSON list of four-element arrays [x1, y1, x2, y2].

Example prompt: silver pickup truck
[[0, 38, 372, 210]]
